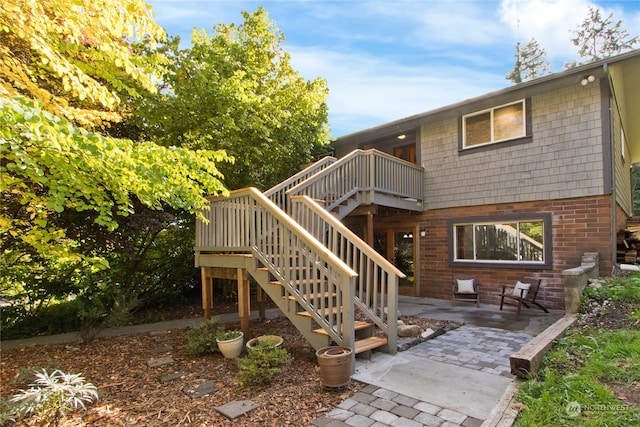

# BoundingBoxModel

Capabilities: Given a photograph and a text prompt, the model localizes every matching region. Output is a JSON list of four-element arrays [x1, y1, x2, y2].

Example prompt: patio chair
[[452, 275, 480, 307], [499, 277, 549, 314]]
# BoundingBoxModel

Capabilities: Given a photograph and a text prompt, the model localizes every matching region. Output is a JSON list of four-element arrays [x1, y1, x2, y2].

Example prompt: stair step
[[269, 279, 328, 286], [283, 292, 336, 301], [312, 321, 373, 336], [296, 307, 340, 317], [354, 336, 387, 354], [257, 266, 316, 274]]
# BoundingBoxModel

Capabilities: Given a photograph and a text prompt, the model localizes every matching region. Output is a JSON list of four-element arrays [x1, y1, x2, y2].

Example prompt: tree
[[0, 0, 167, 129], [0, 0, 231, 327], [571, 6, 639, 63], [506, 38, 552, 84], [133, 7, 330, 190]]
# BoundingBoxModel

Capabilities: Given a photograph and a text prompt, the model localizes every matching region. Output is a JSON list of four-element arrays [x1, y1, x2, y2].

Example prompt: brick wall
[[351, 195, 615, 310]]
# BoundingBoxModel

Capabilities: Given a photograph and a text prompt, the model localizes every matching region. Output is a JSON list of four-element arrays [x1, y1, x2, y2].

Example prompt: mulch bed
[[0, 308, 446, 426]]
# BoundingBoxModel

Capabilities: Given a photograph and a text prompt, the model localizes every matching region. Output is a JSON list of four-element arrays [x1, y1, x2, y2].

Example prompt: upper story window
[[463, 100, 526, 148]]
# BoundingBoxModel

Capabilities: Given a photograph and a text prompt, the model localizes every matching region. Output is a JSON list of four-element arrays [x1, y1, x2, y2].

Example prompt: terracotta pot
[[216, 332, 244, 358]]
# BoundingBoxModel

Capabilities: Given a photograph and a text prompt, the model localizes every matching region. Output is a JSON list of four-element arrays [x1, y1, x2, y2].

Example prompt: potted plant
[[246, 335, 283, 352], [216, 330, 244, 358]]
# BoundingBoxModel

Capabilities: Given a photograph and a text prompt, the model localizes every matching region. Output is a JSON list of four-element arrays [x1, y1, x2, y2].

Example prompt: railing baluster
[[289, 195, 403, 348], [195, 188, 357, 347]]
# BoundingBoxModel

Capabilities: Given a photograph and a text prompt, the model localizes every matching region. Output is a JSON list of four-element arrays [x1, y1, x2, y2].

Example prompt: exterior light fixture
[[397, 134, 406, 140], [420, 228, 426, 237], [580, 75, 595, 86]]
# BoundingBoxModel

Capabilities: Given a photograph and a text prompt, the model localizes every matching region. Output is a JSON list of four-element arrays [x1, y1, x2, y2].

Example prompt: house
[[194, 49, 640, 356], [332, 49, 640, 308]]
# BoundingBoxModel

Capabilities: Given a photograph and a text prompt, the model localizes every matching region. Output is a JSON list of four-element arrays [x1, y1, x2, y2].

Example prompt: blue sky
[[145, 0, 640, 138]]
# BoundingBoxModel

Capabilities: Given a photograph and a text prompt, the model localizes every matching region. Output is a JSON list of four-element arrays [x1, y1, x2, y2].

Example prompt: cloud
[[498, 0, 639, 67], [288, 46, 508, 136], [145, 0, 639, 137]]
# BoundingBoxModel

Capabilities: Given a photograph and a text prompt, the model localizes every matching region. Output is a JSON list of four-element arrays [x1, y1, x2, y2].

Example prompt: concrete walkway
[[309, 297, 564, 427]]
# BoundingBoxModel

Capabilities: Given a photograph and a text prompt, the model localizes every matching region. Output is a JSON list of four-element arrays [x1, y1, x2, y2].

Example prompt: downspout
[[603, 62, 619, 274]]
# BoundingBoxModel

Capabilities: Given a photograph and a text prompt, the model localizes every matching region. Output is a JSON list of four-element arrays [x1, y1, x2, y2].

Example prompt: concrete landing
[[353, 351, 513, 420]]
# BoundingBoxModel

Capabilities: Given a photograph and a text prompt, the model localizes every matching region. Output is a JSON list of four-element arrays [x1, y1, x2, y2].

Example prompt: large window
[[463, 100, 526, 148], [450, 214, 551, 267]]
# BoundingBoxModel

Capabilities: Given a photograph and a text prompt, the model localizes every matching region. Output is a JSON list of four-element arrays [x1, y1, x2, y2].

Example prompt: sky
[[145, 0, 640, 138]]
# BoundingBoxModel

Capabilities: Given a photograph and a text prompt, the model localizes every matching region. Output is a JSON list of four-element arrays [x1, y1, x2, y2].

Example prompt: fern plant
[[9, 369, 99, 426]]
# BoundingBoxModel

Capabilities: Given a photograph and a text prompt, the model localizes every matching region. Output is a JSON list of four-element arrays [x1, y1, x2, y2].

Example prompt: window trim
[[459, 98, 532, 152], [448, 213, 552, 269]]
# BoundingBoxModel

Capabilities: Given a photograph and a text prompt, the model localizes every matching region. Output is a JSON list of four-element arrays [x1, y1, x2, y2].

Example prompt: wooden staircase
[[195, 149, 424, 358]]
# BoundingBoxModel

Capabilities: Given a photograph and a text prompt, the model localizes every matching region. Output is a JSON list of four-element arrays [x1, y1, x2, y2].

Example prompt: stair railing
[[285, 149, 423, 215], [291, 195, 402, 353], [195, 187, 357, 348], [264, 156, 337, 210]]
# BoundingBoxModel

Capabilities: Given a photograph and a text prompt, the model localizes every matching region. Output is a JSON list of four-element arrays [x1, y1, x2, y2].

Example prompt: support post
[[257, 286, 266, 321], [366, 211, 374, 247], [201, 267, 213, 319], [238, 268, 251, 337]]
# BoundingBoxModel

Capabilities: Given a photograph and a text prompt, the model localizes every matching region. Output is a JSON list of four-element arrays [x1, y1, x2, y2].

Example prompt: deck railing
[[291, 195, 402, 352], [286, 149, 423, 212], [195, 187, 357, 347], [264, 156, 337, 210]]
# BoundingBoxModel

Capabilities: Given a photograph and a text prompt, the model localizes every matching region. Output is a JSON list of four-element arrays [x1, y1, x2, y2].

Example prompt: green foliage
[[516, 367, 635, 426], [7, 369, 98, 427], [1, 96, 231, 329], [1, 0, 233, 340], [216, 329, 243, 341], [516, 275, 640, 426], [582, 275, 640, 304], [570, 6, 639, 63], [0, 299, 86, 340], [506, 38, 552, 84], [236, 341, 292, 386], [184, 318, 222, 355], [0, 0, 166, 129], [132, 7, 330, 190]]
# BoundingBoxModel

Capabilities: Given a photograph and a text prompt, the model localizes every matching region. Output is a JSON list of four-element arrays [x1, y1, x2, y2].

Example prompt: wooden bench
[[510, 315, 577, 379]]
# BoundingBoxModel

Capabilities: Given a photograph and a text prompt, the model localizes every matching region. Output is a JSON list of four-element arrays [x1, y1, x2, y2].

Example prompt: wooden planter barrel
[[316, 346, 353, 388]]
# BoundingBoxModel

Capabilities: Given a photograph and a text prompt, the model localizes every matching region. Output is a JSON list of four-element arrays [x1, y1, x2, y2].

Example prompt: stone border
[[396, 321, 462, 352]]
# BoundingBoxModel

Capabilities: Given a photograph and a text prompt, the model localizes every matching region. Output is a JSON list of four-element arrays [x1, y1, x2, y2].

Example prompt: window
[[463, 100, 526, 148], [450, 214, 551, 267]]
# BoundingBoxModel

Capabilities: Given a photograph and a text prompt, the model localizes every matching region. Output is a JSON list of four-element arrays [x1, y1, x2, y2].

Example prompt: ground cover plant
[[514, 274, 640, 426]]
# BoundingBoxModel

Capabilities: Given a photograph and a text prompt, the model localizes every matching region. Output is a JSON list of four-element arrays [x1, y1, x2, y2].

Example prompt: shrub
[[236, 341, 292, 386], [7, 369, 98, 427], [185, 318, 221, 355]]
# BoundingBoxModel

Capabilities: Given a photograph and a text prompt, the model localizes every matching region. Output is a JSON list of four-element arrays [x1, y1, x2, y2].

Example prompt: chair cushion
[[512, 281, 531, 298], [456, 279, 475, 294]]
